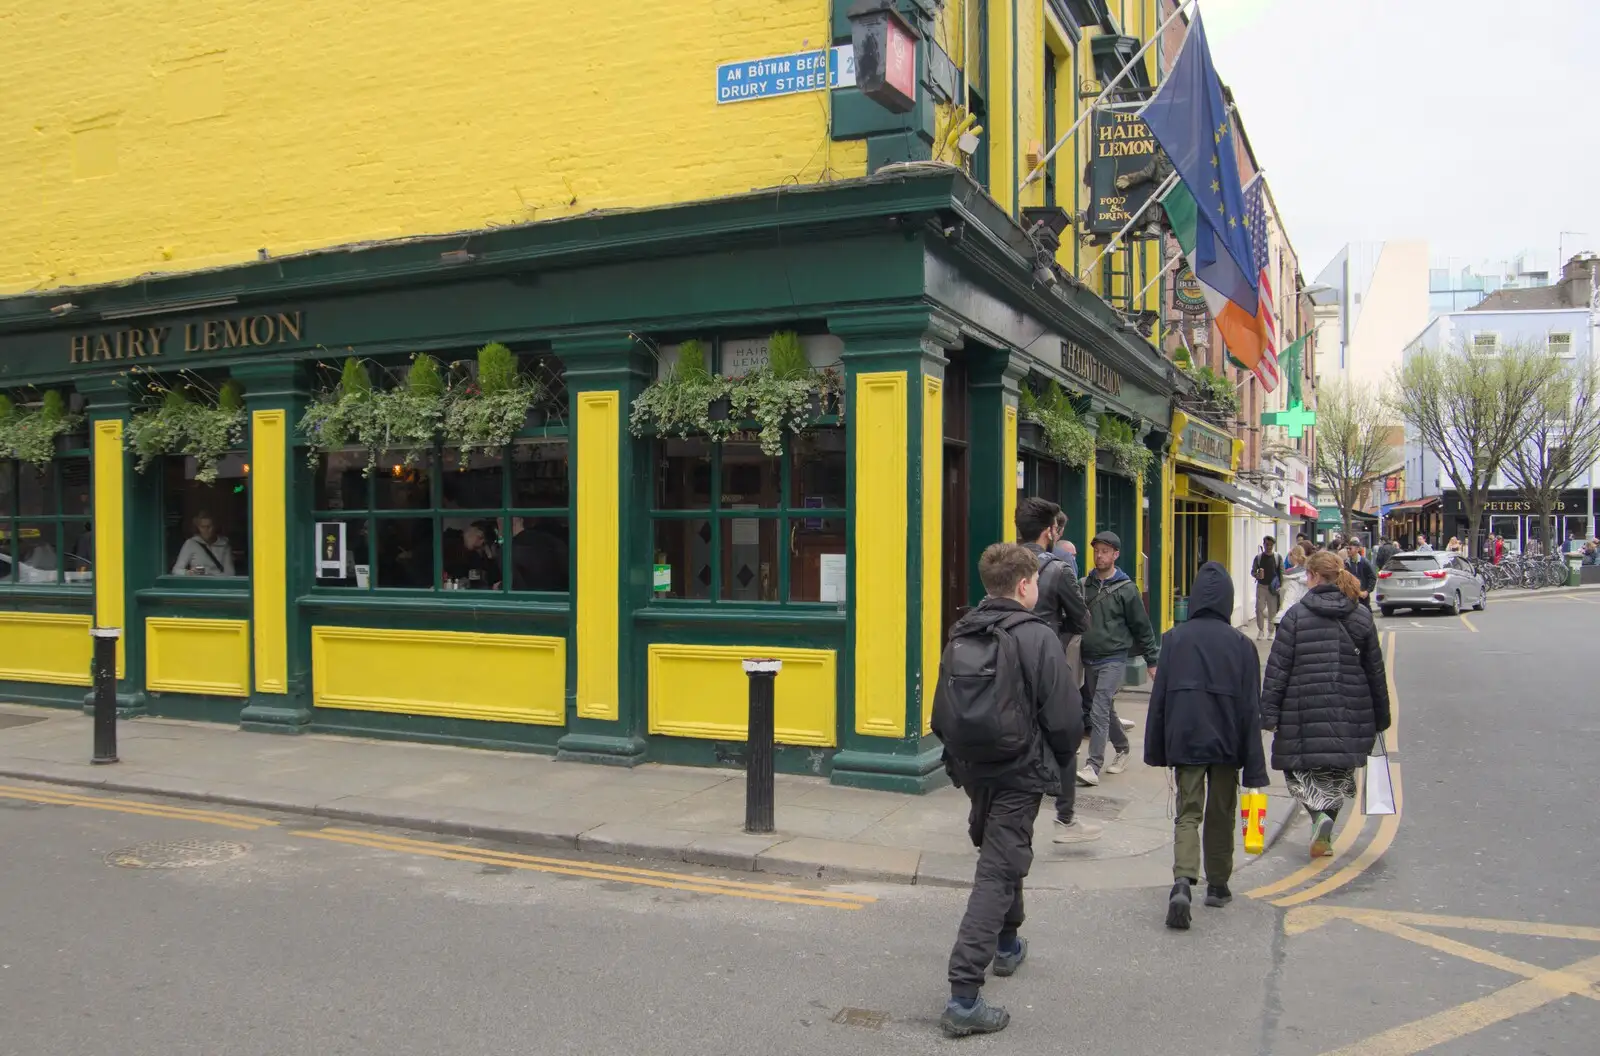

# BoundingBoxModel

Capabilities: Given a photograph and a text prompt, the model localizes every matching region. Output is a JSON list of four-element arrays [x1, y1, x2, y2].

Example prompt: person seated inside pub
[[442, 520, 500, 589], [506, 515, 570, 592], [171, 511, 235, 576]]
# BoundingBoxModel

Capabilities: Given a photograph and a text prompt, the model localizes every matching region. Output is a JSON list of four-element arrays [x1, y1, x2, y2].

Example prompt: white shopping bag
[[1363, 738, 1396, 816]]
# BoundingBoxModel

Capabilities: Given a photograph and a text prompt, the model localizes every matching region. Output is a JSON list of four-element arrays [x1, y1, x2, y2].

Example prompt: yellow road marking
[[295, 828, 873, 911], [1355, 916, 1600, 995], [0, 783, 274, 831], [1286, 904, 1600, 943], [1272, 763, 1403, 908], [1458, 613, 1478, 632], [1242, 771, 1367, 900], [1383, 631, 1398, 752]]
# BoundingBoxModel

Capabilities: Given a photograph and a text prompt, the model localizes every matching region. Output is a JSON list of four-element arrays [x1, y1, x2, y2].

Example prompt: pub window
[[649, 429, 847, 604], [163, 454, 251, 578], [311, 438, 571, 593], [0, 458, 93, 587]]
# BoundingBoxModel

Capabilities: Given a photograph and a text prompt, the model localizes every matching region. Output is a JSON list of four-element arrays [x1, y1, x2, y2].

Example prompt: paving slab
[[754, 836, 921, 883], [576, 821, 700, 861], [682, 831, 787, 871]]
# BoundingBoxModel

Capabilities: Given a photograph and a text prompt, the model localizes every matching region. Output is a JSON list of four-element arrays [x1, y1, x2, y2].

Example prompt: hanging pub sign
[[1175, 267, 1207, 313], [1087, 109, 1162, 234], [847, 0, 918, 114]]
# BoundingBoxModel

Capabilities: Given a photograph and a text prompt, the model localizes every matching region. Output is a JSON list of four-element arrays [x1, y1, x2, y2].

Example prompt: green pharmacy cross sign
[[1261, 400, 1316, 439]]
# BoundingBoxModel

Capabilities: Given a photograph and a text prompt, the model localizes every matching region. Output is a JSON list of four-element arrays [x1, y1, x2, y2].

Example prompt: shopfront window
[[163, 455, 251, 578], [0, 458, 93, 586], [650, 430, 847, 603], [311, 439, 570, 592]]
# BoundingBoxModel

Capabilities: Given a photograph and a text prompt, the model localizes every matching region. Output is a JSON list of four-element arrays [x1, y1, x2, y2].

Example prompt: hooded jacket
[[932, 597, 1083, 794], [1261, 584, 1392, 770], [1144, 563, 1271, 787], [1080, 567, 1160, 666], [1022, 541, 1089, 638]]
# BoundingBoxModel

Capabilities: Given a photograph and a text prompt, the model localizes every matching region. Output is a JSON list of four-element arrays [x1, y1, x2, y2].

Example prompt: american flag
[[1245, 178, 1281, 392]]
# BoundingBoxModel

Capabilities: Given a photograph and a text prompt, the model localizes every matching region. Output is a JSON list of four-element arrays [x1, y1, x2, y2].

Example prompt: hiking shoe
[[940, 996, 1010, 1037], [1166, 879, 1193, 930], [992, 937, 1027, 977], [1205, 883, 1233, 907], [1076, 764, 1101, 786], [1105, 748, 1131, 775], [1119, 717, 1136, 731], [1052, 817, 1105, 844], [1310, 813, 1335, 858]]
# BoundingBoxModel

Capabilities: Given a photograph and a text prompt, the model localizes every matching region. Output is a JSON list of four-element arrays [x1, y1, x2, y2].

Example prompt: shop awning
[[1288, 495, 1318, 519], [1187, 473, 1285, 521], [1381, 496, 1441, 514], [1318, 504, 1378, 528]]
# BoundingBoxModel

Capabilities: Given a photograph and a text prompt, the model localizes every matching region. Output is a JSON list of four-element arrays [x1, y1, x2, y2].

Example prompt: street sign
[[716, 46, 856, 104]]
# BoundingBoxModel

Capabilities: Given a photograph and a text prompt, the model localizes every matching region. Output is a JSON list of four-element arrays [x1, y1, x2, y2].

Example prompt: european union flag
[[1140, 12, 1258, 317]]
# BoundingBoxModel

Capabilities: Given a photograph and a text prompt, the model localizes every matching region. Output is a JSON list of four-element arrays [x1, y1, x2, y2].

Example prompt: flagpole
[[1080, 170, 1181, 280], [1133, 249, 1184, 305], [1019, 0, 1200, 191]]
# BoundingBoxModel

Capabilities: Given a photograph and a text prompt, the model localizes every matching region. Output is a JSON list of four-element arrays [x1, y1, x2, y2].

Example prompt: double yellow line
[[295, 827, 876, 911], [0, 782, 276, 831]]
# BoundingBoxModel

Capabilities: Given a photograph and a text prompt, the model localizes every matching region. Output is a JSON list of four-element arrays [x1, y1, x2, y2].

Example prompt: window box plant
[[629, 339, 740, 443], [299, 355, 446, 474], [443, 342, 550, 466], [732, 330, 824, 456], [126, 375, 247, 484], [1096, 415, 1154, 478], [2, 389, 86, 467], [1019, 380, 1094, 467]]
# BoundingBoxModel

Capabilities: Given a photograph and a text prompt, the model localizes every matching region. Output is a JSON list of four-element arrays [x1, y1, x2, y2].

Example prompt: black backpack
[[932, 611, 1038, 764]]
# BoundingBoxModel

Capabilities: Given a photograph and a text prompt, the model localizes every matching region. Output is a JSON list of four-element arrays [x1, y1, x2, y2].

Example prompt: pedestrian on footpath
[[1078, 531, 1159, 787], [1144, 562, 1270, 929], [931, 543, 1083, 1038], [1276, 544, 1311, 624], [1050, 510, 1079, 577], [1251, 535, 1283, 639], [1261, 550, 1391, 859], [1345, 543, 1377, 610], [1014, 498, 1100, 844], [1373, 536, 1398, 573]]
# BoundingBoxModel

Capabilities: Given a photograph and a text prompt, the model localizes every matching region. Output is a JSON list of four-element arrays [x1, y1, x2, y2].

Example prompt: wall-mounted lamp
[[848, 0, 918, 114]]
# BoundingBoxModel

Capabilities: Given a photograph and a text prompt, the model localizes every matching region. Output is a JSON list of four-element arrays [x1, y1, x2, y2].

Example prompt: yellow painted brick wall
[[0, 0, 865, 295]]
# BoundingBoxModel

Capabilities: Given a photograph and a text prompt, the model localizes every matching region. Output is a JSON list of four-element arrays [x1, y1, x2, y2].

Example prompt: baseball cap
[[1091, 531, 1121, 550]]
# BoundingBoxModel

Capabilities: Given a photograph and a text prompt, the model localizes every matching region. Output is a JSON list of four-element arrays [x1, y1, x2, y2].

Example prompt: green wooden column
[[236, 362, 313, 733], [553, 332, 655, 767], [966, 345, 1028, 607], [75, 374, 149, 714], [1144, 427, 1170, 641], [826, 307, 954, 793]]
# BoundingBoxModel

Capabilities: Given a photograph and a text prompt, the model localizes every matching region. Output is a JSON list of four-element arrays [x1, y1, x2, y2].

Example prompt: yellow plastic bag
[[1240, 788, 1268, 855]]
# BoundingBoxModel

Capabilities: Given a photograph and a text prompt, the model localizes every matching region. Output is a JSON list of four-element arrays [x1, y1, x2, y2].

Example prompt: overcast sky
[[1201, 0, 1598, 278]]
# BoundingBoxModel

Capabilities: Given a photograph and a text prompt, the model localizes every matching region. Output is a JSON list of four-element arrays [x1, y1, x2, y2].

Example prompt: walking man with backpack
[[1014, 498, 1100, 843], [932, 543, 1082, 1038], [1078, 531, 1159, 787]]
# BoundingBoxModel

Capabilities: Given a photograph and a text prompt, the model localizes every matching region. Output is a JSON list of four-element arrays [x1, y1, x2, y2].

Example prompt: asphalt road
[[0, 591, 1595, 1055]]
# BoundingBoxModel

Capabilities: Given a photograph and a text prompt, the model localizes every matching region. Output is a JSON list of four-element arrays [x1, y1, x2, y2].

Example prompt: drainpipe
[[1011, 0, 1019, 220]]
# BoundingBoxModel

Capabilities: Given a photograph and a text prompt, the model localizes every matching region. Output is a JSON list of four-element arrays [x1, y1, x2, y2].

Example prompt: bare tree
[[1393, 342, 1551, 555], [1503, 356, 1600, 555], [1314, 378, 1392, 541]]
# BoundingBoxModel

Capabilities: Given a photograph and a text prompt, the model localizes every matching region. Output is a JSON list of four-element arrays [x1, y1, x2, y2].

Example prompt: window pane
[[791, 429, 846, 508], [0, 523, 12, 583], [0, 461, 14, 516], [507, 516, 570, 592], [440, 516, 503, 590], [59, 458, 92, 517], [314, 450, 370, 511], [721, 441, 779, 510], [655, 439, 712, 510], [722, 516, 778, 601], [314, 517, 371, 589], [19, 464, 51, 516], [63, 518, 94, 582], [511, 439, 570, 509], [374, 517, 435, 589], [442, 447, 503, 510], [789, 518, 847, 602], [13, 522, 60, 584], [164, 457, 250, 577], [652, 518, 712, 599], [374, 458, 432, 510]]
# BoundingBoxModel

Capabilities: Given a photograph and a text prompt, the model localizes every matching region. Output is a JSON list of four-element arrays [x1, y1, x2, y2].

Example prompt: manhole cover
[[831, 1007, 889, 1030], [105, 838, 249, 869], [0, 714, 46, 731], [1076, 794, 1123, 814]]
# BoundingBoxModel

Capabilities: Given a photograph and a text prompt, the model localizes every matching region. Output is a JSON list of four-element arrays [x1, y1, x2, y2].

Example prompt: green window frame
[[649, 428, 847, 605], [308, 434, 572, 595], [159, 449, 253, 580], [0, 455, 94, 588]]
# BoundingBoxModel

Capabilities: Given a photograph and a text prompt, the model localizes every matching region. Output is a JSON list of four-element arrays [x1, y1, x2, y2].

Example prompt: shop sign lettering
[[1482, 499, 1577, 513], [1088, 111, 1161, 234], [1181, 420, 1233, 468], [69, 311, 303, 365], [1060, 340, 1122, 396]]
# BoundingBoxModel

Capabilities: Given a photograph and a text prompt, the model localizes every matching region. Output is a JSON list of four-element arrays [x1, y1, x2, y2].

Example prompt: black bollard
[[742, 658, 782, 834], [90, 627, 121, 765]]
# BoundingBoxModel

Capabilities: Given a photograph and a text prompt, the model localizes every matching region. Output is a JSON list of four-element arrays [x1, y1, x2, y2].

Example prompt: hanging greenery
[[1190, 364, 1240, 419], [126, 376, 248, 484], [1096, 415, 1154, 478], [299, 355, 445, 474], [730, 330, 820, 456], [629, 338, 739, 443], [1021, 380, 1095, 467], [3, 389, 85, 467], [442, 342, 550, 465]]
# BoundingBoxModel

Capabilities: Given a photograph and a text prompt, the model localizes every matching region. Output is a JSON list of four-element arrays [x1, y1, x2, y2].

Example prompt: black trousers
[[947, 786, 1041, 998]]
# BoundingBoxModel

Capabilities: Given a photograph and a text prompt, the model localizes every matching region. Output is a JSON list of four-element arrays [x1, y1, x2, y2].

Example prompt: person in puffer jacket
[[1262, 549, 1392, 859]]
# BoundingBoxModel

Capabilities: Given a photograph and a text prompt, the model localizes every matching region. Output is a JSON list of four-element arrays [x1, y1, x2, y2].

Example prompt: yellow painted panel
[[91, 417, 125, 677], [1002, 402, 1018, 543], [854, 371, 907, 738], [575, 390, 619, 721], [921, 374, 943, 736], [145, 617, 250, 697], [1162, 454, 1177, 632], [251, 409, 287, 693], [647, 645, 836, 748], [1085, 456, 1098, 541], [312, 627, 565, 725], [0, 1, 857, 294], [0, 611, 93, 686]]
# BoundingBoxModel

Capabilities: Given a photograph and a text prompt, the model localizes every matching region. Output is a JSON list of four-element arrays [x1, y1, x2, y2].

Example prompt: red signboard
[[884, 15, 916, 103], [1289, 496, 1318, 519]]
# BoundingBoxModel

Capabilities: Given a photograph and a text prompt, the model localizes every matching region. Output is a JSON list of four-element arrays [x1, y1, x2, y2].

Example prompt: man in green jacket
[[1078, 531, 1160, 786]]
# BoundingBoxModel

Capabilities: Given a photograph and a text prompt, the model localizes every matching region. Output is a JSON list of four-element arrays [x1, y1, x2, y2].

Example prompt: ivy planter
[[521, 406, 548, 432], [708, 396, 732, 422], [55, 427, 90, 453], [1018, 419, 1046, 451]]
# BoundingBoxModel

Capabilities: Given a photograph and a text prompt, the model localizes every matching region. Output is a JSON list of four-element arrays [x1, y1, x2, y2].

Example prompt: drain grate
[[105, 838, 249, 869], [831, 1008, 889, 1030]]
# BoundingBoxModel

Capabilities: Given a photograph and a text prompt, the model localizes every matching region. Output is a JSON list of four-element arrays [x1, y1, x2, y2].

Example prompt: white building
[[1312, 241, 1430, 388]]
